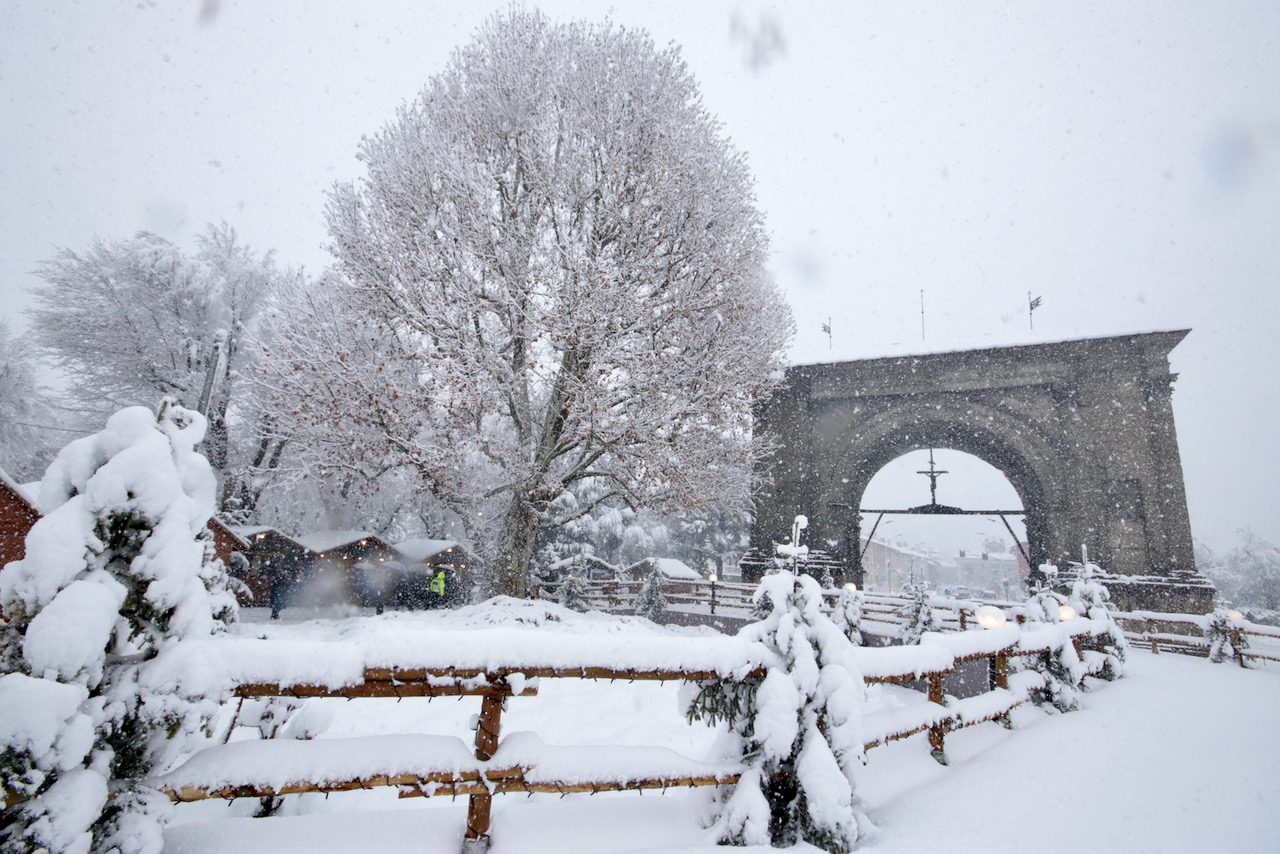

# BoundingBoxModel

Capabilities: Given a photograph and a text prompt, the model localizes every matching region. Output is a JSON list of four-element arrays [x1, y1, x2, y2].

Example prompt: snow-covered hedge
[[0, 403, 237, 854]]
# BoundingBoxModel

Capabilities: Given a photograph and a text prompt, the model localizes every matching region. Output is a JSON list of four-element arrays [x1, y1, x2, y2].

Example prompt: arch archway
[[750, 331, 1210, 612], [859, 448, 1026, 595]]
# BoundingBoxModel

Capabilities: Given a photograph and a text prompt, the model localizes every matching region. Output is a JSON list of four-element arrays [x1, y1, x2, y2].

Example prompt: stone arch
[[750, 331, 1210, 612]]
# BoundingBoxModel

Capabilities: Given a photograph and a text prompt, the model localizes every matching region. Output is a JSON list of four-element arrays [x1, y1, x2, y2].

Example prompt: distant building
[[861, 539, 942, 592], [205, 515, 248, 571], [0, 467, 40, 569], [228, 526, 317, 605], [628, 557, 703, 581]]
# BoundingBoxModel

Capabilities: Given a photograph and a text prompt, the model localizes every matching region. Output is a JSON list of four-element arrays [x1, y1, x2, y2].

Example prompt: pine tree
[[557, 575, 591, 613], [632, 571, 667, 622], [1021, 589, 1084, 712], [686, 572, 866, 853], [831, 584, 864, 646], [900, 582, 942, 645], [0, 403, 238, 854], [1206, 609, 1249, 666], [1069, 563, 1127, 680]]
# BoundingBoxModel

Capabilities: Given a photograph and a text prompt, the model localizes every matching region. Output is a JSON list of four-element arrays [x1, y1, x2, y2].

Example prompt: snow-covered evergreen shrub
[[831, 584, 863, 646], [632, 571, 666, 622], [0, 403, 238, 854], [1206, 609, 1249, 665], [1068, 563, 1127, 680], [685, 572, 866, 853], [900, 582, 942, 645], [1021, 589, 1084, 713], [556, 575, 590, 613]]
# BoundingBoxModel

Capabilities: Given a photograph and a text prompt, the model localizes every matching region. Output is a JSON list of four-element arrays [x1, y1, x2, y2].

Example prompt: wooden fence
[[152, 617, 1114, 851], [1113, 610, 1280, 664], [542, 578, 1280, 665]]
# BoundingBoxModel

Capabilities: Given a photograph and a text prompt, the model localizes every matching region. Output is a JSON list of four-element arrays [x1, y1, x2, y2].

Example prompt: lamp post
[[709, 573, 718, 615]]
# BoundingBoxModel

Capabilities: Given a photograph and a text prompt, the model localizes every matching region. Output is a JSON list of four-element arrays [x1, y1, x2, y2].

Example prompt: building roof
[[0, 466, 40, 515], [652, 558, 701, 580], [393, 538, 463, 563], [296, 529, 383, 553], [207, 516, 249, 548]]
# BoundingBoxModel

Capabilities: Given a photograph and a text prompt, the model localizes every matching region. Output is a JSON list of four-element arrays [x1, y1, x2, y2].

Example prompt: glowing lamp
[[974, 605, 1007, 629], [709, 574, 718, 583], [1226, 610, 1243, 620], [844, 582, 857, 592], [1058, 604, 1077, 621]]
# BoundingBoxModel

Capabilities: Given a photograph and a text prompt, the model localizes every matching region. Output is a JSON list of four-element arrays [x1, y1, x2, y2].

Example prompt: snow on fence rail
[[147, 616, 1116, 852]]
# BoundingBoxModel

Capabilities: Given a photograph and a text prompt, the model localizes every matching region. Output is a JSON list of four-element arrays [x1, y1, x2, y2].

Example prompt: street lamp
[[974, 605, 1007, 629], [708, 574, 718, 615]]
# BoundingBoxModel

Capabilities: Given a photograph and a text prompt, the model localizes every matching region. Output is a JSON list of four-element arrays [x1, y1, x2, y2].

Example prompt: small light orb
[[709, 574, 718, 583], [1058, 603, 1077, 622], [974, 605, 1007, 629], [1226, 610, 1244, 620], [843, 582, 858, 592]]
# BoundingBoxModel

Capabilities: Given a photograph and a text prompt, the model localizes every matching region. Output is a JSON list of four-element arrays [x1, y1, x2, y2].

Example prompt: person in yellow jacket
[[429, 567, 447, 608]]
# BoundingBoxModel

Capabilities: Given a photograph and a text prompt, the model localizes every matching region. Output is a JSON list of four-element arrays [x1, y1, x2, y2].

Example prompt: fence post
[[464, 684, 505, 853], [991, 650, 1012, 729], [927, 672, 947, 765]]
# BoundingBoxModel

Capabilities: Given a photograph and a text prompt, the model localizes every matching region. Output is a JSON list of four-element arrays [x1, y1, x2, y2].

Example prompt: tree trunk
[[493, 495, 539, 598]]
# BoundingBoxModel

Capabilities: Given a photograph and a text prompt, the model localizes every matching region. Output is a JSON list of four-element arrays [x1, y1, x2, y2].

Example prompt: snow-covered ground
[[163, 609, 1280, 854]]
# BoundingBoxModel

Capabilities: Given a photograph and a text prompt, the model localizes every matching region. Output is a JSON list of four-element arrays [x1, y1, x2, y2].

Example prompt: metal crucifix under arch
[[857, 448, 1030, 568]]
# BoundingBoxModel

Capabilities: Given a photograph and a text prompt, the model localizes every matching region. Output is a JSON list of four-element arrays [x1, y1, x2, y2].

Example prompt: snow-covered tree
[[30, 224, 294, 513], [667, 505, 750, 578], [0, 321, 59, 481], [274, 8, 792, 598], [1201, 529, 1280, 612], [1068, 563, 1126, 680], [1020, 589, 1084, 713], [557, 574, 591, 613], [0, 403, 238, 854], [686, 572, 865, 852], [900, 582, 942, 645], [831, 584, 863, 646], [1205, 609, 1249, 665], [632, 570, 667, 621]]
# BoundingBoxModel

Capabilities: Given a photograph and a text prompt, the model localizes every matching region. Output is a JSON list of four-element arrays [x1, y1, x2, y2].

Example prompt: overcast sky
[[2, 1, 1277, 556]]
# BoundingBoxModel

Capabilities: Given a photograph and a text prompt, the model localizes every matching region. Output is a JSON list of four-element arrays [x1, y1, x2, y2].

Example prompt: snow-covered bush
[[685, 572, 866, 853], [632, 571, 667, 622], [1068, 563, 1127, 680], [900, 582, 942, 645], [1205, 609, 1249, 666], [831, 584, 863, 647], [1020, 589, 1084, 713], [557, 575, 591, 613], [0, 403, 238, 854]]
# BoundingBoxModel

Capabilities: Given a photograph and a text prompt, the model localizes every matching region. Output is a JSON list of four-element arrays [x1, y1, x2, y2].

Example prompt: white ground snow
[[162, 609, 1280, 854]]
